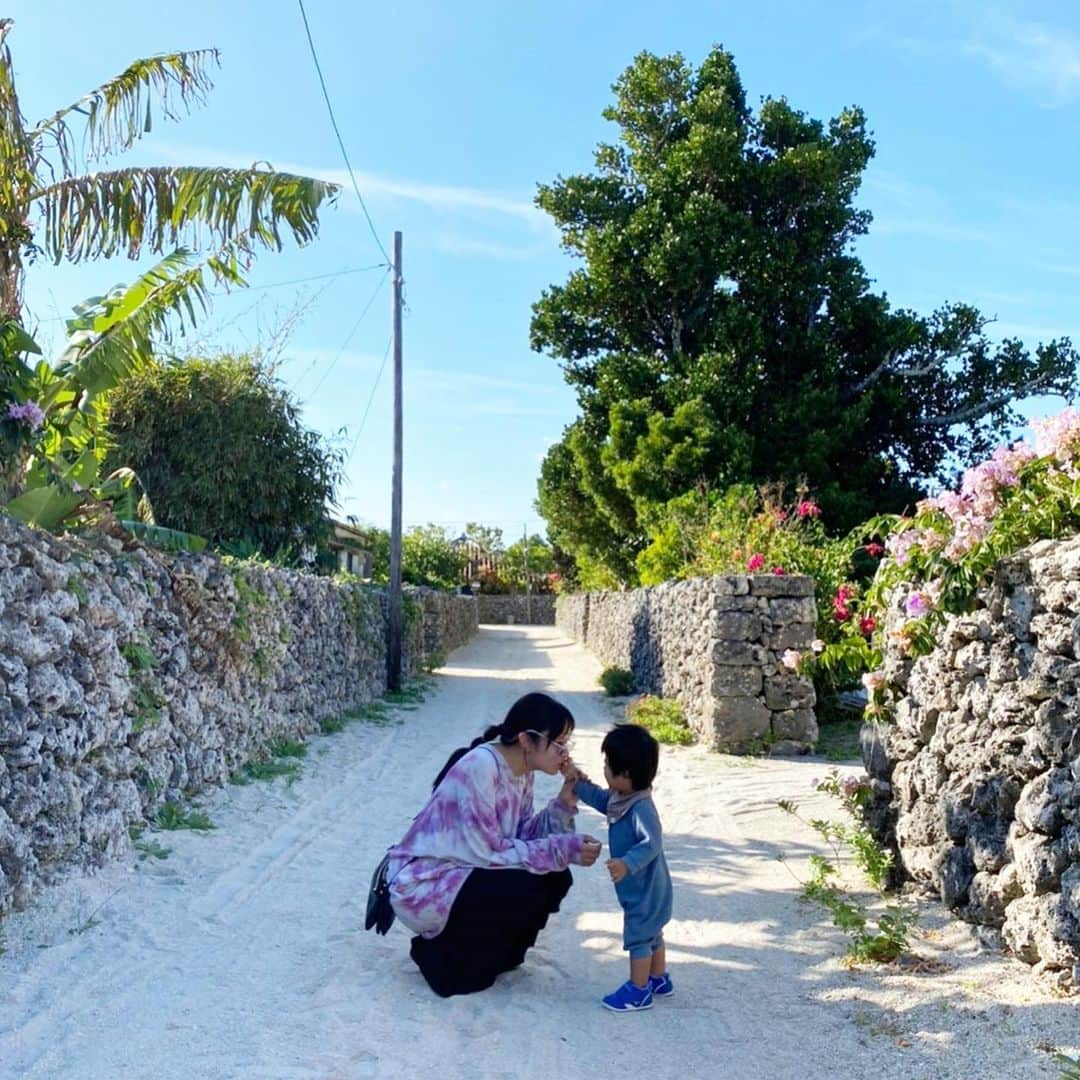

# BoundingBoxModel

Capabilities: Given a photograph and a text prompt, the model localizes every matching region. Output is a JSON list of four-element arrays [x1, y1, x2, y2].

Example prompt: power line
[[234, 261, 387, 293], [344, 334, 393, 466], [297, 0, 391, 265], [302, 266, 391, 399]]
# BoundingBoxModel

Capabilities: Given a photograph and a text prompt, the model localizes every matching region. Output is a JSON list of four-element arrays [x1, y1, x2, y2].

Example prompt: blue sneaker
[[649, 972, 674, 997], [602, 980, 654, 1012]]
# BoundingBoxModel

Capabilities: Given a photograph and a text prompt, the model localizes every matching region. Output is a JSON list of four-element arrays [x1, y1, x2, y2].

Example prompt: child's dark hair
[[601, 724, 659, 791], [432, 692, 574, 789]]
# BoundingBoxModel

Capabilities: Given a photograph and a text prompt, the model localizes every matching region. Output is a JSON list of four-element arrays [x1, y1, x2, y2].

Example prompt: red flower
[[859, 615, 877, 635], [747, 553, 766, 572], [864, 542, 885, 557], [771, 566, 787, 575], [796, 500, 821, 519], [834, 605, 851, 622]]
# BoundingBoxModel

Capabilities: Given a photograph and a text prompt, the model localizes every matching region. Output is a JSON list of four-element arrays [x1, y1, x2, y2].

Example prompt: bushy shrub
[[625, 695, 695, 745], [599, 666, 634, 696], [106, 353, 342, 553]]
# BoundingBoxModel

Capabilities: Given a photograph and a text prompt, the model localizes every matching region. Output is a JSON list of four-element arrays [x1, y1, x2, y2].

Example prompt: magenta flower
[[796, 499, 821, 519], [746, 553, 766, 572]]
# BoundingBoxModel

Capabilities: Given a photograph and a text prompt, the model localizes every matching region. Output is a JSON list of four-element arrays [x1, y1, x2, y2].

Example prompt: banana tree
[[3, 250, 238, 544], [0, 18, 337, 321]]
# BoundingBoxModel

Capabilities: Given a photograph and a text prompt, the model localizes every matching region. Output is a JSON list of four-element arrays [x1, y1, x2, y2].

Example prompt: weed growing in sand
[[778, 769, 917, 964], [154, 802, 215, 832]]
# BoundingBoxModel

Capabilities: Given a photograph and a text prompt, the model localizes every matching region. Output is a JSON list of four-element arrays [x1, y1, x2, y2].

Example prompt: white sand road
[[0, 625, 1075, 1080]]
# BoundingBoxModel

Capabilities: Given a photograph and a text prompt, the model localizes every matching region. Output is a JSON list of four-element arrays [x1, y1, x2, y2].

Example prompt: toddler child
[[574, 723, 673, 1012]]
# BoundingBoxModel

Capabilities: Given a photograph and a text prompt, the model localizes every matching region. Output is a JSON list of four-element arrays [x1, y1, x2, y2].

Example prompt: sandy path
[[0, 625, 1074, 1080]]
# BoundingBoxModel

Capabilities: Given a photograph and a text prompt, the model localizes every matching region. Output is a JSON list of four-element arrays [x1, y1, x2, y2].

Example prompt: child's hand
[[559, 758, 587, 784], [606, 858, 629, 884]]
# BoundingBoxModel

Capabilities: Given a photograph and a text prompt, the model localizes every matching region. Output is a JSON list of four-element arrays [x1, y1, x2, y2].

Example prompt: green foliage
[[400, 524, 467, 589], [153, 802, 214, 831], [599, 666, 635, 696], [1055, 1053, 1080, 1079], [0, 29, 335, 318], [779, 769, 916, 964], [267, 737, 307, 759], [105, 354, 342, 553], [133, 837, 171, 861], [625, 694, 695, 745], [532, 46, 1079, 586], [121, 642, 156, 671], [231, 759, 301, 784]]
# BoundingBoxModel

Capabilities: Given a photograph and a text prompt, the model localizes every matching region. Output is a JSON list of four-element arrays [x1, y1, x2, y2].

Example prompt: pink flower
[[905, 592, 930, 619], [864, 542, 884, 557], [796, 500, 821, 519], [859, 615, 877, 635], [746, 553, 766, 572], [840, 774, 864, 798], [862, 670, 886, 693], [780, 649, 802, 671], [771, 566, 787, 576]]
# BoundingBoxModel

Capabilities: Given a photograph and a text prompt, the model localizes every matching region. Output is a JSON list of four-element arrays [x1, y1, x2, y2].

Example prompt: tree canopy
[[105, 354, 342, 553], [532, 46, 1078, 585]]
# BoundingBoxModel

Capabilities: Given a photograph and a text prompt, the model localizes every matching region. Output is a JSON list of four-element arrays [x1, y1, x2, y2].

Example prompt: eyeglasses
[[525, 730, 572, 756]]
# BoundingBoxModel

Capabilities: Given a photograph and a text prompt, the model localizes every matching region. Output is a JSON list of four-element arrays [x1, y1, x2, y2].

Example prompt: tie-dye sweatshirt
[[387, 744, 583, 937]]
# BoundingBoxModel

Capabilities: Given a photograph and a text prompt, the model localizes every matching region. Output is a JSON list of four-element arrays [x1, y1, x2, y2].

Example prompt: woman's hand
[[577, 836, 602, 867]]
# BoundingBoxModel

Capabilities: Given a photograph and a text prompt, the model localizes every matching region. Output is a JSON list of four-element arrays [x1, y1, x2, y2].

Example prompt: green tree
[[503, 533, 556, 591], [401, 524, 467, 590], [105, 354, 342, 552], [532, 46, 1078, 584]]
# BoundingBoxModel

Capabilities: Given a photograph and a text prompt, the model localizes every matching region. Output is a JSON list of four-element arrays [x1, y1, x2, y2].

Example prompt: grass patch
[[267, 738, 307, 759], [599, 666, 634, 696], [232, 759, 302, 784], [134, 837, 172, 861], [625, 695, 695, 745], [153, 802, 215, 832], [384, 678, 431, 709]]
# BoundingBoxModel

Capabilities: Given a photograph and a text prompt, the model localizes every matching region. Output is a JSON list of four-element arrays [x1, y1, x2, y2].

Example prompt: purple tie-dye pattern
[[387, 744, 582, 937]]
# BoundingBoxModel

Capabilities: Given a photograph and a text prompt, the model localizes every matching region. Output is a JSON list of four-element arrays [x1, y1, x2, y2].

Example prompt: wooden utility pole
[[387, 231, 404, 691], [522, 522, 532, 625]]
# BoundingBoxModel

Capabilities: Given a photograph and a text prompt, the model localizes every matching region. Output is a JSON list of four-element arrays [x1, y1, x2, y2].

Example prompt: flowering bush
[[799, 406, 1080, 721]]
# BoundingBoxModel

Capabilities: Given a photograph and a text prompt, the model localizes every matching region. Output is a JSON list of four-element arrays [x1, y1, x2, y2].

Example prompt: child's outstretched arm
[[573, 776, 611, 815]]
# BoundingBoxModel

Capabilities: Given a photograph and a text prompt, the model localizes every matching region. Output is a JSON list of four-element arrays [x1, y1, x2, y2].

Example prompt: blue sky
[[8, 0, 1080, 542]]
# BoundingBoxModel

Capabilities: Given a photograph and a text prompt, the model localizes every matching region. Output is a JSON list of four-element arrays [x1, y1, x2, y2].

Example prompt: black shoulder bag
[[364, 853, 396, 935]]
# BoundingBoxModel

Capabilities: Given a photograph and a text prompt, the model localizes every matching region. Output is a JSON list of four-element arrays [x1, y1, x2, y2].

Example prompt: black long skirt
[[408, 867, 573, 998]]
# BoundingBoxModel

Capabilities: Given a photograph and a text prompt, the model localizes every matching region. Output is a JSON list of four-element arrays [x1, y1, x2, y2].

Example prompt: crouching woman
[[387, 692, 601, 997]]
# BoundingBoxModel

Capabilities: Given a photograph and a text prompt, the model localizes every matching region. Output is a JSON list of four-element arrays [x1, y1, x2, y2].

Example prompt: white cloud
[[150, 142, 546, 228], [965, 13, 1080, 105]]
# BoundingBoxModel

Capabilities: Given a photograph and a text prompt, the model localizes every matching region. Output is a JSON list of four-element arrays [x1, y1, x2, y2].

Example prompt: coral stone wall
[[865, 535, 1080, 987], [474, 594, 556, 625], [0, 514, 476, 916], [557, 574, 818, 752]]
